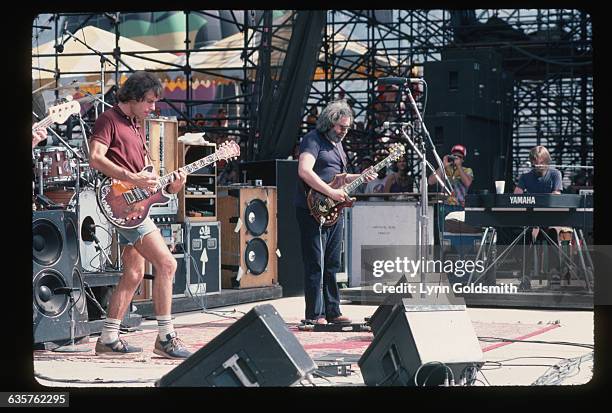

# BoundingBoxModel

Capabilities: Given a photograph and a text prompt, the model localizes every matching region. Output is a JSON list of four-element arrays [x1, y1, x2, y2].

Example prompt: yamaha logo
[[509, 196, 536, 205]]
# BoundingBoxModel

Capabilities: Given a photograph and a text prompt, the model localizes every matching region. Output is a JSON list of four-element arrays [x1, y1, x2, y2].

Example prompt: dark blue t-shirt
[[517, 168, 562, 193], [294, 129, 347, 209]]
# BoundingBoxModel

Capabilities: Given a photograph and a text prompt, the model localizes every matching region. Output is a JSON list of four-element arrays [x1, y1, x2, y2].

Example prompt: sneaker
[[95, 337, 142, 356], [153, 332, 192, 359]]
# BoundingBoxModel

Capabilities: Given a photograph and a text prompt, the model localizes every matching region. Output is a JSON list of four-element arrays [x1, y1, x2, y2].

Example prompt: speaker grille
[[32, 219, 63, 267], [244, 199, 268, 236], [33, 269, 69, 317], [65, 215, 79, 266], [244, 238, 269, 275]]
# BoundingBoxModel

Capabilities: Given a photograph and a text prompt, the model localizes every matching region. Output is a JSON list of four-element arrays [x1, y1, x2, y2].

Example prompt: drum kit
[[33, 88, 115, 273]]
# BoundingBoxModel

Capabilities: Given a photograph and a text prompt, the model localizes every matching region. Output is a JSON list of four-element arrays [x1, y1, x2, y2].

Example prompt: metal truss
[[304, 9, 592, 187], [33, 9, 592, 180]]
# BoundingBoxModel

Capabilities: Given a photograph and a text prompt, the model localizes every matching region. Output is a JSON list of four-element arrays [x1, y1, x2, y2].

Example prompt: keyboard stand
[[467, 226, 593, 292], [466, 226, 531, 286]]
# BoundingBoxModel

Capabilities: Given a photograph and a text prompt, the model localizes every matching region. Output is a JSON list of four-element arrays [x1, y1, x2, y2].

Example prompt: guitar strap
[[334, 142, 347, 173]]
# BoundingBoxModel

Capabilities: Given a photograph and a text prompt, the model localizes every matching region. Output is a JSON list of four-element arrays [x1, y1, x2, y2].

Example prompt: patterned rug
[[33, 318, 560, 366]]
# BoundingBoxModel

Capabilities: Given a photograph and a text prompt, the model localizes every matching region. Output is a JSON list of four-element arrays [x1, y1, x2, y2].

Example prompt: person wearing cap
[[427, 144, 474, 234]]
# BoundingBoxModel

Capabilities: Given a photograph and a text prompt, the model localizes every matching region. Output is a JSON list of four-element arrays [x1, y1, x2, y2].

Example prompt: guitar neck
[[343, 156, 395, 194], [155, 152, 219, 189], [32, 116, 53, 132]]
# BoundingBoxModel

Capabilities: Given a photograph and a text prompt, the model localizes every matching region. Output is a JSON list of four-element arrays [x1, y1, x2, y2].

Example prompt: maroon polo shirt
[[89, 105, 148, 173]]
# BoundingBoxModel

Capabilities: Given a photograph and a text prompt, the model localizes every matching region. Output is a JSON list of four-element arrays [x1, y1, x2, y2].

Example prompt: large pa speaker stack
[[218, 186, 277, 289], [424, 48, 514, 193], [32, 210, 89, 344], [359, 300, 483, 386], [157, 304, 317, 386]]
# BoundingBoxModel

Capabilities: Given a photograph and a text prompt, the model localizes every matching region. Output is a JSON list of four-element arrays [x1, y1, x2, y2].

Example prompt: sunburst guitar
[[97, 140, 240, 229]]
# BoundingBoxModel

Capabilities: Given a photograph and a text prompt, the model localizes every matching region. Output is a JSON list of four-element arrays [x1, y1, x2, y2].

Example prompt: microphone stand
[[402, 85, 453, 280], [51, 288, 89, 353]]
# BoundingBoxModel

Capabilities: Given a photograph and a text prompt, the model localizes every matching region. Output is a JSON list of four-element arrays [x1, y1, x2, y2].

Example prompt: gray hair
[[529, 145, 551, 164], [316, 100, 353, 133]]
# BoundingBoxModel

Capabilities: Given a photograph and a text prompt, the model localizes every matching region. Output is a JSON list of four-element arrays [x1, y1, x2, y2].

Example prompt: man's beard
[[326, 129, 343, 143]]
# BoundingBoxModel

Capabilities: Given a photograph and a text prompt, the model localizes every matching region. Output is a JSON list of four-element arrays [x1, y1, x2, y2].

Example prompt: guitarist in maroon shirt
[[88, 71, 191, 359]]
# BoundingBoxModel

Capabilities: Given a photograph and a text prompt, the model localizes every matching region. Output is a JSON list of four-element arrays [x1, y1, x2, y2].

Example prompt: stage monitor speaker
[[32, 210, 89, 344], [218, 186, 277, 289], [367, 275, 411, 336], [358, 303, 483, 386], [241, 160, 303, 296], [156, 304, 317, 386]]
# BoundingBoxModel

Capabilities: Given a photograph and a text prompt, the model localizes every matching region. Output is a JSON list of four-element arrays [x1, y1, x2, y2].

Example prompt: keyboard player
[[514, 145, 562, 290]]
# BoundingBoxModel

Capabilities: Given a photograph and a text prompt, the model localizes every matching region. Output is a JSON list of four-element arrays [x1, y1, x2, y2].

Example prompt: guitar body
[[97, 165, 170, 229], [95, 140, 240, 229], [306, 174, 354, 227]]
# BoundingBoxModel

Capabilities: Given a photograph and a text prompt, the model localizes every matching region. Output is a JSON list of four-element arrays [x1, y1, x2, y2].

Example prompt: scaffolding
[[32, 9, 593, 183], [310, 9, 592, 183]]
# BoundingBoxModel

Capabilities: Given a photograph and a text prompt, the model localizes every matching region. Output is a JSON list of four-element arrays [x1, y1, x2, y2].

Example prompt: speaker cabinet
[[218, 186, 277, 289], [157, 304, 317, 387], [242, 160, 303, 296], [359, 303, 483, 386], [184, 220, 221, 295], [32, 210, 89, 344]]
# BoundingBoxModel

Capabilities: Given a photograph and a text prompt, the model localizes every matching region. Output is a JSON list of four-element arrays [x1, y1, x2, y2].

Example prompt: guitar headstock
[[217, 140, 241, 161], [47, 100, 81, 124], [387, 142, 406, 162]]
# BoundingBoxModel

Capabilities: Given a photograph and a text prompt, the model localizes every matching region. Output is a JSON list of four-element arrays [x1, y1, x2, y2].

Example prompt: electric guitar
[[97, 140, 240, 229], [307, 142, 405, 226], [32, 100, 81, 132]]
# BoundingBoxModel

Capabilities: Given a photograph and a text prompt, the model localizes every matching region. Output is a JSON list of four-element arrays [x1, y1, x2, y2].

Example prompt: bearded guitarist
[[88, 71, 191, 359], [294, 99, 377, 326]]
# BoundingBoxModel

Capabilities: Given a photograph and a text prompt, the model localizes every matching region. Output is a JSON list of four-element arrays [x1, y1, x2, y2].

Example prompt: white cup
[[495, 180, 505, 194]]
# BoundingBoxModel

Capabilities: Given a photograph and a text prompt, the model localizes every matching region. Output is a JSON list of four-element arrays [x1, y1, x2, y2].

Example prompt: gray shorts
[[116, 217, 158, 246]]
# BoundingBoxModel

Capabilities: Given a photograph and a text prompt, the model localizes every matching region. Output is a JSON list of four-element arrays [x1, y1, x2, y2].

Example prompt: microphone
[[377, 77, 422, 86], [86, 223, 101, 245], [383, 121, 411, 129]]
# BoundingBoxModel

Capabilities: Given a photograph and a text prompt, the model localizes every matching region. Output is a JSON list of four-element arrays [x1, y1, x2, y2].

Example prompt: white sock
[[157, 314, 175, 340], [101, 318, 122, 344]]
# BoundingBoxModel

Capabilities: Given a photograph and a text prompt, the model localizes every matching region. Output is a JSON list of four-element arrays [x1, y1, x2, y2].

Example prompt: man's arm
[[456, 166, 473, 188], [298, 152, 349, 203]]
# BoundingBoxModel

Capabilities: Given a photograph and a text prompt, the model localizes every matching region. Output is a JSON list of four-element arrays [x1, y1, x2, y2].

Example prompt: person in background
[[514, 145, 563, 291], [428, 143, 473, 233], [384, 154, 414, 200], [305, 105, 318, 131]]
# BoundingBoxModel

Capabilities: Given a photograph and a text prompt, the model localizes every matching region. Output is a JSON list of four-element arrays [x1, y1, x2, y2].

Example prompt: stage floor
[[32, 296, 594, 388]]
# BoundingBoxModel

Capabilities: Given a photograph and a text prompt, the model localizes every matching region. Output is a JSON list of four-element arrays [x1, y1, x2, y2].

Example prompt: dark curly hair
[[116, 71, 163, 103]]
